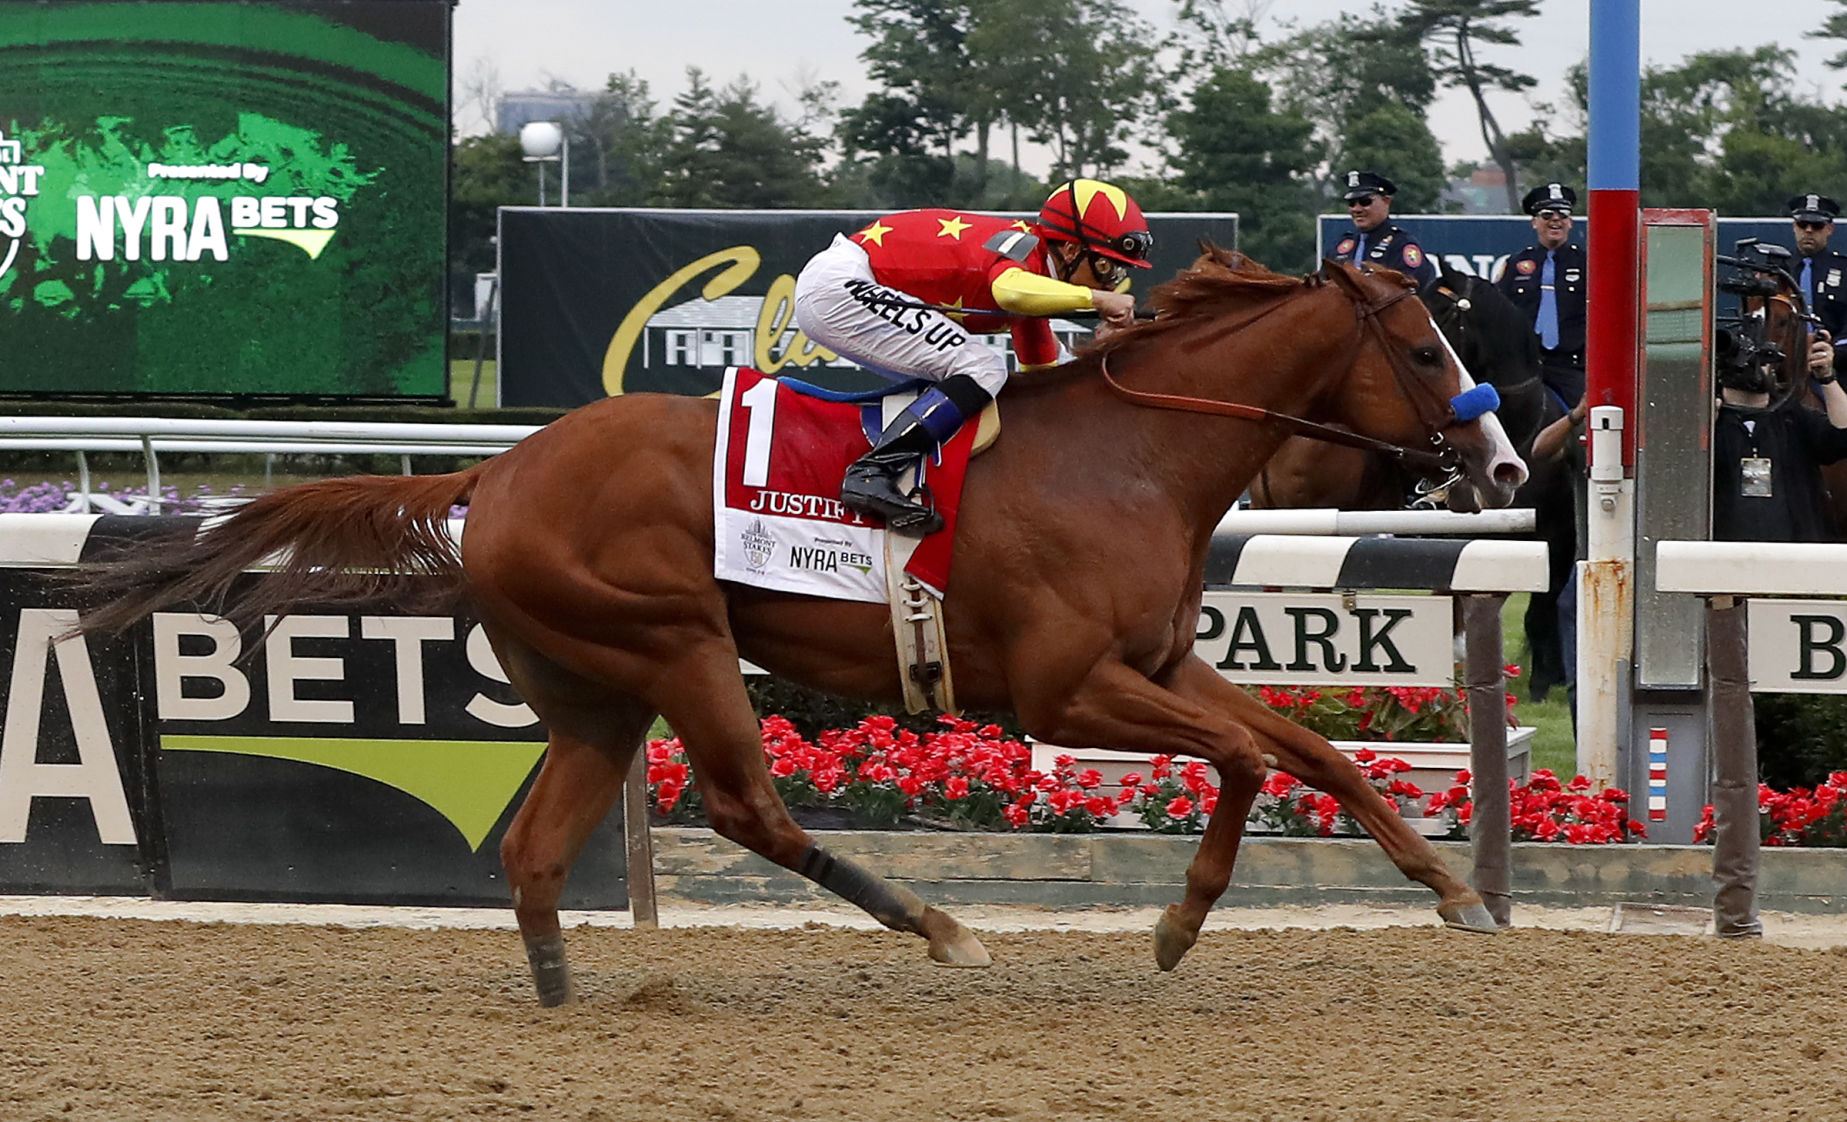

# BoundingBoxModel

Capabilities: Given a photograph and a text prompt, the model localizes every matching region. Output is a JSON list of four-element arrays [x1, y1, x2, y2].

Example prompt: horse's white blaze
[[1428, 307, 1528, 490]]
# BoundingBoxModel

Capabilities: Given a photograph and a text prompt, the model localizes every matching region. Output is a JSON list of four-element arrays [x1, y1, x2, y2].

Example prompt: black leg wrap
[[797, 843, 922, 933], [523, 932, 575, 1007]]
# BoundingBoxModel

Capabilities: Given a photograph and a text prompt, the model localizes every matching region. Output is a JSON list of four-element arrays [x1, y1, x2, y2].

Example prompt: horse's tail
[[72, 465, 487, 636]]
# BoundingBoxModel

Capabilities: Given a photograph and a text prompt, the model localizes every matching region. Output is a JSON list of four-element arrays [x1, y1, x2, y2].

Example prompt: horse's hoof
[[928, 927, 992, 968], [1153, 906, 1199, 971], [1438, 900, 1502, 934]]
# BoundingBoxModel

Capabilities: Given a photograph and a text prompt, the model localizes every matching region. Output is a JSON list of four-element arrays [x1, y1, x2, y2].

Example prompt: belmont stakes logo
[[740, 517, 776, 573], [0, 128, 45, 281]]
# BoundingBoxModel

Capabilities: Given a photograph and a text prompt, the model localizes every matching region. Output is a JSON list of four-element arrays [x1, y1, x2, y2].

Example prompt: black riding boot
[[841, 375, 993, 535], [840, 417, 945, 534]]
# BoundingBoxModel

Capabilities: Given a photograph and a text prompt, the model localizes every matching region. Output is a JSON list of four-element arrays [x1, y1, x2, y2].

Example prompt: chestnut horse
[[74, 251, 1526, 1005], [1250, 261, 1550, 513]]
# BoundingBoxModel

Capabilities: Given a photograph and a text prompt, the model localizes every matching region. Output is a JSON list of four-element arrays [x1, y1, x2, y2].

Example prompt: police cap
[[1522, 183, 1577, 216], [1342, 170, 1397, 201], [1789, 193, 1842, 222]]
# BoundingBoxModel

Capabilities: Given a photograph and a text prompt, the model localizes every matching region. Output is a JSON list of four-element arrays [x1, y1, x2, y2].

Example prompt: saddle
[[808, 380, 1001, 718]]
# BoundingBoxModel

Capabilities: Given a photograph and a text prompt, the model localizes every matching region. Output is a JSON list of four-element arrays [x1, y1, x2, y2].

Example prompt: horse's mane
[[1088, 241, 1402, 358]]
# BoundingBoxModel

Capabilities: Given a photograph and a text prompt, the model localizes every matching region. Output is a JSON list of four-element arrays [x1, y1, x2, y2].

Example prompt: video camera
[[1714, 239, 1810, 395]]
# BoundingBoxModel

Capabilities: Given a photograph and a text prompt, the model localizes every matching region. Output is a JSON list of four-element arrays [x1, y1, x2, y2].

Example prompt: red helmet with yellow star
[[1037, 179, 1154, 268]]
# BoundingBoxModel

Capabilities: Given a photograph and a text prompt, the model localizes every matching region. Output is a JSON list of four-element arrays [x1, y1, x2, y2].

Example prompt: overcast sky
[[452, 0, 1847, 173]]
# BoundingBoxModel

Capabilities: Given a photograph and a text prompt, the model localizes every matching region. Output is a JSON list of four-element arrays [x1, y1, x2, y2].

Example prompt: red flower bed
[[1693, 773, 1847, 847], [1426, 768, 1645, 844], [645, 713, 1639, 842]]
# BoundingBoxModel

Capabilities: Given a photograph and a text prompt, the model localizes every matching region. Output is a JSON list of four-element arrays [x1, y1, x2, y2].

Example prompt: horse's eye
[[1412, 346, 1443, 366]]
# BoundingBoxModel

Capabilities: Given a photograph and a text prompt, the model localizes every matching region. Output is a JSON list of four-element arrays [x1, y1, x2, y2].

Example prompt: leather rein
[[1098, 271, 1464, 477]]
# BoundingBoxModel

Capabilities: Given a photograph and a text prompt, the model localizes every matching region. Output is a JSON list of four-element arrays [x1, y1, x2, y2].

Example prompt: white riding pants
[[793, 234, 1011, 397]]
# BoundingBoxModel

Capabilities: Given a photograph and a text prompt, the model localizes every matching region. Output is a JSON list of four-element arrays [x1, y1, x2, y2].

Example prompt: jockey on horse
[[794, 179, 1150, 534]]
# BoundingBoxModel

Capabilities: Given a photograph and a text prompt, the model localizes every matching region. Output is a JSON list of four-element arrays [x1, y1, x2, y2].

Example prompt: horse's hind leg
[[656, 646, 990, 967], [489, 634, 657, 1006]]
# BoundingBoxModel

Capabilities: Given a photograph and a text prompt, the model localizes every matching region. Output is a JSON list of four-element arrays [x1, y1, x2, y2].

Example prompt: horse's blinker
[[1449, 383, 1501, 423]]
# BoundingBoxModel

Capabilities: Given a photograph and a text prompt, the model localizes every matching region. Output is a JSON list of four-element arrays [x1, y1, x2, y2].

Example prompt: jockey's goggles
[[1088, 228, 1154, 268], [1082, 249, 1138, 293]]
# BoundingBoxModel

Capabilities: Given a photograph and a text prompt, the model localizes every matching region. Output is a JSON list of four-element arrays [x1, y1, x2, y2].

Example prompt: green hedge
[[1754, 694, 1847, 789]]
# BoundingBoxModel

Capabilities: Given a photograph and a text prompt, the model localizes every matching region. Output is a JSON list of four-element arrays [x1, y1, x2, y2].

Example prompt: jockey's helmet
[[1037, 179, 1154, 269]]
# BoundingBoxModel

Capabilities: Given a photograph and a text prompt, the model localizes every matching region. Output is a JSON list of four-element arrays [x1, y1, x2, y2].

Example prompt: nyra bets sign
[[0, 0, 451, 399]]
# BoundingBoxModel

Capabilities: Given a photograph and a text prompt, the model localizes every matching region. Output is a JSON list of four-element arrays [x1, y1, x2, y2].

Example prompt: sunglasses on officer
[[1347, 195, 1380, 208], [1796, 219, 1833, 232]]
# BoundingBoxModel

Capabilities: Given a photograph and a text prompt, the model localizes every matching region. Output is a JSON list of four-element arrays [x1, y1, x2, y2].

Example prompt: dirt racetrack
[[3, 911, 1842, 1122]]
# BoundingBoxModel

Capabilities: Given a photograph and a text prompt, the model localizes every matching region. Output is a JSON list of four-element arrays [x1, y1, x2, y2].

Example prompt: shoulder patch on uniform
[[1402, 244, 1423, 268], [1336, 238, 1355, 255], [983, 229, 1040, 263], [1516, 258, 1537, 275]]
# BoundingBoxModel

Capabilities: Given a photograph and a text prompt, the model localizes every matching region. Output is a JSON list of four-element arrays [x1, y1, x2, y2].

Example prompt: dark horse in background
[[70, 250, 1525, 1006], [1250, 260, 1578, 699]]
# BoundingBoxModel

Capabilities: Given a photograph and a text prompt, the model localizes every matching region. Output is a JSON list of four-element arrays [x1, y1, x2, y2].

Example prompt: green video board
[[0, 1, 450, 399]]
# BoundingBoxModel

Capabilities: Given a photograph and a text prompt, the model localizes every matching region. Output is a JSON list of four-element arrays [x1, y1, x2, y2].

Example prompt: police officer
[[1790, 194, 1847, 368], [1499, 182, 1588, 408], [1333, 170, 1437, 290]]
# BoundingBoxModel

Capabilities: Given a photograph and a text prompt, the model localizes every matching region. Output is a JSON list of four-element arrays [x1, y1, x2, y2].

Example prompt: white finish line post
[[1650, 540, 1847, 936]]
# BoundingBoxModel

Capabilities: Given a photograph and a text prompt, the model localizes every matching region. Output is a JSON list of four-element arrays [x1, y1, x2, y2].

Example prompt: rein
[[1098, 273, 1462, 476]]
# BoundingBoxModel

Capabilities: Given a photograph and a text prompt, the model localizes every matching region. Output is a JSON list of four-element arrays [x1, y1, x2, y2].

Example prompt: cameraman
[[1713, 329, 1847, 542]]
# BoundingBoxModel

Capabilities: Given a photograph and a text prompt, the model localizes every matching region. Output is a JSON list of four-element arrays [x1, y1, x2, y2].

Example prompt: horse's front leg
[[1013, 655, 1270, 969], [1167, 657, 1499, 946]]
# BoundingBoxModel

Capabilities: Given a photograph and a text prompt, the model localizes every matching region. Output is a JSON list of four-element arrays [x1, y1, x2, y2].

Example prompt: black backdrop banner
[[0, 516, 630, 907], [497, 207, 1239, 407]]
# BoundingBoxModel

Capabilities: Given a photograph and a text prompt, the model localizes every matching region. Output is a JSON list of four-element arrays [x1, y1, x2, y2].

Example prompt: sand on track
[[2, 898, 1843, 1121]]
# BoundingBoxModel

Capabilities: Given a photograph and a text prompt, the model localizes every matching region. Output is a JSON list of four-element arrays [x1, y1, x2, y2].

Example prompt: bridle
[[1098, 265, 1477, 477]]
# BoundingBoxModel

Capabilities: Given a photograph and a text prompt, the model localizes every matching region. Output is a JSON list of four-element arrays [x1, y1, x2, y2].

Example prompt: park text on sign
[[1747, 600, 1847, 693], [1194, 592, 1453, 686]]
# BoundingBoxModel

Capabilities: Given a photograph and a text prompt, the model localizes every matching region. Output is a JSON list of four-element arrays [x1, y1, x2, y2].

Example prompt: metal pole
[[140, 435, 160, 512], [560, 137, 569, 208], [622, 750, 658, 928], [1707, 595, 1762, 937], [1580, 0, 1642, 788], [1464, 594, 1512, 927], [469, 275, 498, 409]]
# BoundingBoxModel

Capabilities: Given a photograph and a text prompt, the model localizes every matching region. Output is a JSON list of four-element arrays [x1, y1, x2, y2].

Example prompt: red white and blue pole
[[1586, 0, 1641, 448], [1578, 0, 1641, 786]]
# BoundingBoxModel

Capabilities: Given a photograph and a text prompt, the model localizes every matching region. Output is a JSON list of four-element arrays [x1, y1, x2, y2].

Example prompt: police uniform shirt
[[1498, 242, 1588, 363], [1334, 223, 1437, 289], [1799, 246, 1847, 342]]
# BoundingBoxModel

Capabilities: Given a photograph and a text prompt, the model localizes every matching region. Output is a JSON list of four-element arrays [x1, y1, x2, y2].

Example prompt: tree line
[[452, 0, 1847, 278]]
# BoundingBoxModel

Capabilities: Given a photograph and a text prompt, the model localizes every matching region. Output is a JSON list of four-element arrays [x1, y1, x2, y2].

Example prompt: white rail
[[1216, 507, 1536, 536], [0, 415, 542, 513]]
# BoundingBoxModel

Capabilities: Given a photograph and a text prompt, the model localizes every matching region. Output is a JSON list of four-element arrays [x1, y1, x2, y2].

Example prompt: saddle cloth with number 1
[[712, 365, 976, 602]]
